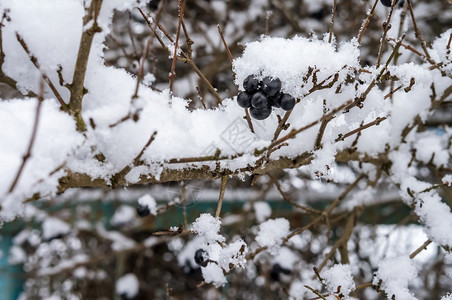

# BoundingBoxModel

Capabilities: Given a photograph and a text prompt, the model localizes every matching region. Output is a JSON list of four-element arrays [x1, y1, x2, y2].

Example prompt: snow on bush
[[253, 201, 272, 223], [0, 0, 451, 298], [192, 213, 225, 244], [373, 256, 418, 300], [256, 218, 290, 252], [110, 205, 136, 226], [42, 217, 70, 241], [115, 273, 139, 299], [322, 264, 355, 298], [201, 263, 226, 288]]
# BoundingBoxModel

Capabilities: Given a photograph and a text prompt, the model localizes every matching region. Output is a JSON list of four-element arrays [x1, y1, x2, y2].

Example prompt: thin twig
[[268, 174, 321, 214], [265, 10, 273, 35], [409, 239, 432, 259], [376, 1, 397, 68], [181, 181, 188, 228], [406, 0, 433, 63], [196, 86, 207, 109], [134, 5, 166, 99], [112, 131, 158, 186], [217, 24, 233, 65], [270, 99, 353, 150], [169, 0, 186, 92], [446, 33, 452, 51], [328, 0, 337, 43], [15, 33, 67, 110], [376, 34, 406, 81], [215, 175, 228, 218], [139, 8, 223, 104], [282, 174, 365, 243], [244, 108, 255, 134], [127, 17, 139, 60], [9, 79, 45, 193], [315, 208, 361, 274], [305, 285, 327, 300], [273, 110, 292, 142], [357, 0, 379, 44], [0, 13, 35, 97], [336, 115, 389, 142]]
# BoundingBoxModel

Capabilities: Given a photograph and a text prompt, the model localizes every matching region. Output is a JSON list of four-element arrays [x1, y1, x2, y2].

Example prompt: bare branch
[[8, 79, 45, 193], [169, 0, 186, 92], [15, 33, 67, 110], [69, 0, 103, 131]]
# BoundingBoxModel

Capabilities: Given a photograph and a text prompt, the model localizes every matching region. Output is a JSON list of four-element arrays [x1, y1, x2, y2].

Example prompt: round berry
[[380, 0, 399, 7], [243, 75, 260, 93], [261, 76, 281, 97], [194, 249, 209, 267], [269, 92, 283, 108], [237, 92, 252, 108], [270, 263, 291, 281], [250, 104, 272, 120], [251, 91, 269, 108], [136, 204, 150, 217], [280, 94, 295, 111], [147, 0, 161, 10]]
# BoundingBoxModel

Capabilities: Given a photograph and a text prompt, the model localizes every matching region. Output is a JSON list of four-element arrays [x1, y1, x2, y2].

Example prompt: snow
[[96, 225, 136, 251], [233, 36, 360, 98], [0, 0, 451, 295], [218, 239, 248, 272], [115, 273, 139, 299], [0, 99, 83, 220], [373, 256, 418, 300], [253, 201, 272, 223], [8, 245, 26, 264], [42, 217, 70, 241], [414, 132, 449, 167], [176, 237, 204, 270], [442, 174, 452, 187], [201, 263, 226, 287], [322, 264, 355, 298], [137, 194, 157, 215], [191, 213, 225, 244], [289, 281, 308, 300], [110, 205, 136, 226], [273, 247, 298, 271], [442, 293, 452, 300], [255, 218, 290, 253], [1, 0, 451, 225]]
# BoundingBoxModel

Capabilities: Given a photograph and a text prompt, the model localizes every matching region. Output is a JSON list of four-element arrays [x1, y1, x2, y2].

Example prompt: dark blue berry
[[380, 0, 399, 7], [237, 92, 252, 108], [270, 264, 291, 281], [147, 0, 161, 10], [194, 249, 209, 267], [251, 91, 269, 109], [261, 76, 281, 97], [280, 94, 295, 111], [136, 205, 150, 217], [243, 75, 260, 93], [250, 103, 272, 120], [269, 92, 283, 108]]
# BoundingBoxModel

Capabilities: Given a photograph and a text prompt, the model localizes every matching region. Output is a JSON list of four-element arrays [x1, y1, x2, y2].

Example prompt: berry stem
[[244, 108, 255, 133]]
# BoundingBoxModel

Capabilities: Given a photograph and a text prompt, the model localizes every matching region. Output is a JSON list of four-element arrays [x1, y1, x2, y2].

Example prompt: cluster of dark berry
[[380, 0, 400, 7], [237, 75, 295, 120]]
